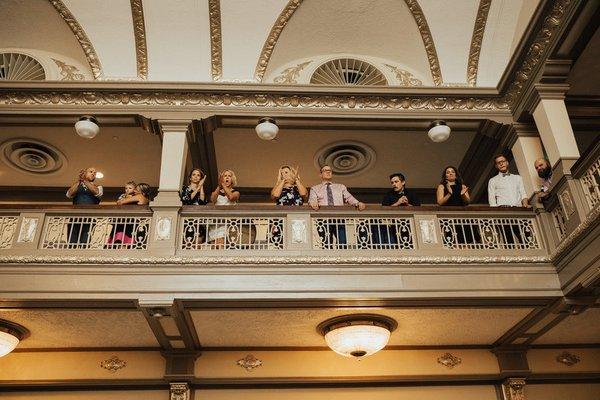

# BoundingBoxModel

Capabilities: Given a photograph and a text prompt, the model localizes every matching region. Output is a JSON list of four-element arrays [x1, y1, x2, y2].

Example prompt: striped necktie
[[326, 182, 334, 206]]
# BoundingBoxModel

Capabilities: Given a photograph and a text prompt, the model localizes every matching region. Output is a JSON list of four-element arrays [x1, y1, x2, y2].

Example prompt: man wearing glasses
[[309, 165, 366, 247]]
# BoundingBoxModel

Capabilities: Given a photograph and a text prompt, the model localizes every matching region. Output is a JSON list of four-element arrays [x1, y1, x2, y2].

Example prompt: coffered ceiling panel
[[534, 308, 600, 344], [190, 308, 533, 347], [62, 0, 138, 78], [0, 310, 158, 348], [221, 0, 288, 81], [144, 0, 212, 81], [213, 127, 476, 189]]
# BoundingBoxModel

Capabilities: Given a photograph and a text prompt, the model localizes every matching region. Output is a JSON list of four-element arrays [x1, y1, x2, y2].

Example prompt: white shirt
[[488, 172, 527, 207]]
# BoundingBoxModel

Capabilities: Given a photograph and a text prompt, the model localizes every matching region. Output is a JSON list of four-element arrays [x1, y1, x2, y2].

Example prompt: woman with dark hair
[[180, 168, 207, 205], [436, 166, 470, 206]]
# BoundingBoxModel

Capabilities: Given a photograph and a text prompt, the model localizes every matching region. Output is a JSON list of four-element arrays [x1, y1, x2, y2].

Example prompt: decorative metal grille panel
[[181, 217, 285, 250], [312, 217, 413, 250], [439, 217, 540, 250], [0, 53, 45, 80], [310, 58, 387, 86], [42, 216, 151, 250], [580, 158, 600, 210], [551, 204, 567, 241], [0, 216, 19, 249]]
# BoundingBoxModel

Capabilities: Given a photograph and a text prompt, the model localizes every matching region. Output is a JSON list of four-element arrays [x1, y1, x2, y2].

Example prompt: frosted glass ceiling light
[[317, 314, 397, 358], [428, 120, 451, 143], [75, 115, 100, 139], [0, 320, 29, 357], [255, 117, 279, 140]]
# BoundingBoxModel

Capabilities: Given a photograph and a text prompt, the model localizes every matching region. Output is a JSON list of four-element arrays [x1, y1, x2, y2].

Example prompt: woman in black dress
[[436, 166, 477, 246], [180, 168, 207, 247]]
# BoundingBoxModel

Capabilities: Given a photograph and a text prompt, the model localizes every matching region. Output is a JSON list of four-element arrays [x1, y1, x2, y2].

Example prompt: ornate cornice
[[467, 0, 491, 86], [130, 0, 148, 80], [254, 0, 304, 82], [48, 0, 103, 79], [384, 64, 423, 86], [502, 0, 574, 107], [0, 255, 550, 265], [0, 89, 509, 112], [273, 61, 311, 84], [208, 0, 223, 81], [403, 0, 443, 85]]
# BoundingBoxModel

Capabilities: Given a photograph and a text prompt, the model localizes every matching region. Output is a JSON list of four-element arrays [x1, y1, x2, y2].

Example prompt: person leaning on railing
[[533, 158, 553, 205], [109, 183, 151, 246], [378, 172, 420, 245]]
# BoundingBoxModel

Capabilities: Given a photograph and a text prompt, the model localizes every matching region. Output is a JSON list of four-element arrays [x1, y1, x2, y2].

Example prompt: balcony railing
[[0, 205, 550, 261]]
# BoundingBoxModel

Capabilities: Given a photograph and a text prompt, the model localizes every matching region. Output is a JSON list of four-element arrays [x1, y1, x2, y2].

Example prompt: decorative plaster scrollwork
[[274, 61, 311, 84], [384, 64, 423, 86], [17, 218, 38, 243], [100, 355, 126, 372], [254, 0, 304, 82], [559, 189, 575, 219], [403, 0, 443, 85], [237, 354, 263, 372], [419, 219, 437, 244], [155, 217, 172, 241], [556, 351, 580, 366], [52, 59, 85, 81], [467, 0, 492, 86], [48, 0, 103, 79], [130, 0, 148, 80], [208, 0, 223, 81], [291, 219, 307, 243], [437, 352, 461, 369], [502, 0, 573, 106], [169, 382, 190, 400], [0, 90, 510, 111], [502, 378, 526, 400]]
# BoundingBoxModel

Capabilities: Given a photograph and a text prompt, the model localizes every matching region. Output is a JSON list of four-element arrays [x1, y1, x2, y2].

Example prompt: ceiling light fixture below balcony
[[0, 320, 29, 357], [255, 117, 279, 140], [428, 120, 451, 143]]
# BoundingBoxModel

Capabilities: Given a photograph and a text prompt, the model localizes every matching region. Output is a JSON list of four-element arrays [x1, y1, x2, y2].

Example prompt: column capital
[[511, 123, 539, 138], [523, 83, 570, 114], [501, 377, 527, 400], [158, 119, 193, 134]]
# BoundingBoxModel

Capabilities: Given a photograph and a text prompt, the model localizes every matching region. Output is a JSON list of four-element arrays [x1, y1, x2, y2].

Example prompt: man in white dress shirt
[[488, 154, 529, 207]]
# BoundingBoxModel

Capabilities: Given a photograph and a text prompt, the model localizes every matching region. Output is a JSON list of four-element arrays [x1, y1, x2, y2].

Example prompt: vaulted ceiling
[[1, 0, 540, 86]]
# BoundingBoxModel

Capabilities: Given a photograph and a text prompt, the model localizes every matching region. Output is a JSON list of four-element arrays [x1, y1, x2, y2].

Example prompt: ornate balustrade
[[0, 205, 549, 261]]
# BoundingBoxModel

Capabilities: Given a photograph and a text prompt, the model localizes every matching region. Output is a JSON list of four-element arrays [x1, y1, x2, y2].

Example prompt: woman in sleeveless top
[[437, 166, 470, 206], [209, 170, 240, 247]]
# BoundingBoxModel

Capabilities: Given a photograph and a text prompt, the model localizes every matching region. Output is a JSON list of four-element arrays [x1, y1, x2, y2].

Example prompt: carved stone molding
[[467, 0, 492, 86], [403, 0, 443, 85], [237, 354, 263, 372], [273, 61, 311, 84], [556, 351, 581, 366], [0, 254, 550, 266], [0, 90, 509, 112], [47, 0, 103, 79], [254, 0, 304, 82], [17, 218, 38, 243], [52, 59, 85, 81], [502, 377, 526, 400], [100, 355, 126, 372], [502, 0, 574, 107], [130, 0, 148, 80], [169, 382, 191, 400], [291, 219, 307, 243], [384, 64, 423, 86], [208, 0, 223, 81]]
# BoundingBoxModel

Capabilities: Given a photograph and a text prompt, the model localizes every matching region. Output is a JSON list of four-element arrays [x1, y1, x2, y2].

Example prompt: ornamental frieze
[[0, 91, 509, 111]]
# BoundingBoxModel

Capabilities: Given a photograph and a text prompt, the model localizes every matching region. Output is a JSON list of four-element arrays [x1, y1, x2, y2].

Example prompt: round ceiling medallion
[[314, 141, 376, 176], [0, 139, 67, 175]]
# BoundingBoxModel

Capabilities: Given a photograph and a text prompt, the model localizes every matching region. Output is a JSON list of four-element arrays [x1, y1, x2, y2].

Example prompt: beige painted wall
[[196, 386, 498, 400]]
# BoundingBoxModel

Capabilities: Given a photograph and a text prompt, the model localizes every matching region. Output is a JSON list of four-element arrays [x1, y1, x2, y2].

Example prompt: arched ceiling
[[2, 0, 539, 86]]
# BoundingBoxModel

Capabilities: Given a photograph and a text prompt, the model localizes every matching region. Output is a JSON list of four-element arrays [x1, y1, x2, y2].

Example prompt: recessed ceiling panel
[[535, 308, 600, 344]]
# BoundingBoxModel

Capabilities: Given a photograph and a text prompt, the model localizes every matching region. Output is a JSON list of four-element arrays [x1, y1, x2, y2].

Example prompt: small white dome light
[[0, 320, 29, 357], [255, 117, 279, 141], [75, 116, 100, 139], [428, 120, 451, 143]]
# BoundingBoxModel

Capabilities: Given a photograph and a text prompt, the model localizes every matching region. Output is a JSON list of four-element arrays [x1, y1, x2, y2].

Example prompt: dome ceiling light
[[428, 120, 451, 143], [317, 314, 397, 359], [0, 319, 29, 357], [75, 116, 100, 139], [255, 117, 279, 140]]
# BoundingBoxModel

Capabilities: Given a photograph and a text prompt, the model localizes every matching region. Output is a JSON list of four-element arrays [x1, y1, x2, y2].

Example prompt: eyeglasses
[[321, 169, 332, 173]]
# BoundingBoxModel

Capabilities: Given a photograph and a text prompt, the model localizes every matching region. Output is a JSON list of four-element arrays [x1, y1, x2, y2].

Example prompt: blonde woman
[[209, 170, 240, 246], [271, 165, 307, 206]]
